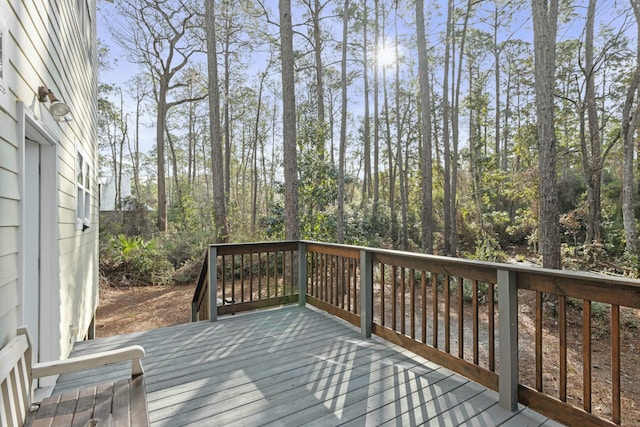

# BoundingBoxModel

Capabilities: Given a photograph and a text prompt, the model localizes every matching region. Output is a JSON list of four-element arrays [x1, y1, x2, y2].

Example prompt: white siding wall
[[0, 127, 20, 349], [0, 0, 98, 357]]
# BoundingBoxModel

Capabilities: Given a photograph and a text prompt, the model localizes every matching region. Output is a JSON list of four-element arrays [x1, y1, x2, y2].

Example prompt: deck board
[[55, 305, 563, 426]]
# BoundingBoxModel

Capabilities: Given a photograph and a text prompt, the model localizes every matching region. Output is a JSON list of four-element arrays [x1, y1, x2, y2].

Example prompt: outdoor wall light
[[38, 85, 72, 121]]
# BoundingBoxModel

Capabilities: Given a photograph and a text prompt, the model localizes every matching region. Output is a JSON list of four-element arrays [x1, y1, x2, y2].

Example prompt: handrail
[[191, 241, 301, 321], [192, 239, 640, 426], [191, 250, 210, 321]]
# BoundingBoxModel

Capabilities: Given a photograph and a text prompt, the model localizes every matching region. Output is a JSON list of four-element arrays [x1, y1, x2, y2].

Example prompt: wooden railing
[[193, 240, 640, 426], [191, 250, 210, 321], [191, 241, 300, 321], [306, 242, 361, 326]]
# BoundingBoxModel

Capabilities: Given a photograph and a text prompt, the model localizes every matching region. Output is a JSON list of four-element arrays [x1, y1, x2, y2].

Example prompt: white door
[[20, 104, 60, 374], [23, 139, 41, 360]]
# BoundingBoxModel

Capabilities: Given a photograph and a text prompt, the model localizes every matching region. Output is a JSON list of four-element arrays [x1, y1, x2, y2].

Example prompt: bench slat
[[50, 389, 79, 426], [69, 385, 97, 427], [3, 368, 27, 427], [91, 382, 114, 425], [16, 354, 31, 421], [27, 393, 60, 427], [112, 378, 131, 427], [129, 377, 148, 427], [0, 336, 29, 381]]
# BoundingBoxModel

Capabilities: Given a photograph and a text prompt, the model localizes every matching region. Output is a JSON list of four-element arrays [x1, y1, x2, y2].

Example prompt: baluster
[[536, 291, 543, 390], [401, 267, 406, 335], [392, 266, 398, 331], [559, 295, 567, 402], [458, 277, 464, 359], [410, 268, 415, 340], [421, 271, 427, 344], [472, 280, 478, 365], [612, 304, 621, 424], [445, 275, 450, 353], [488, 283, 495, 372], [380, 264, 385, 327], [583, 299, 592, 413], [432, 273, 438, 348]]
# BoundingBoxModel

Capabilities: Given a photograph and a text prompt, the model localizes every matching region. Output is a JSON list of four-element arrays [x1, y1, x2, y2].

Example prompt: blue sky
[[96, 0, 635, 166]]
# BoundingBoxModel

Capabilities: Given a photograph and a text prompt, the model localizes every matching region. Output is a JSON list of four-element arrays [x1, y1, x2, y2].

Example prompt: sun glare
[[377, 43, 397, 68]]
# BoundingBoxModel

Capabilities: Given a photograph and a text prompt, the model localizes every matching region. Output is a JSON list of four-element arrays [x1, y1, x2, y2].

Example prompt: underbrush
[[100, 233, 174, 286]]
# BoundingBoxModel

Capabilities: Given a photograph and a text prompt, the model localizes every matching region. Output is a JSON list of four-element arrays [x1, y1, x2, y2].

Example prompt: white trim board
[[17, 101, 60, 387]]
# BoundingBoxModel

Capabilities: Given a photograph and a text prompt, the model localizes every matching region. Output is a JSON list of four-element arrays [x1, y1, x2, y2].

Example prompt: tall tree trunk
[[493, 7, 501, 169], [503, 64, 512, 171], [280, 0, 300, 240], [313, 0, 326, 159], [224, 30, 232, 209], [252, 71, 267, 234], [622, 0, 640, 255], [187, 92, 194, 190], [583, 0, 602, 244], [166, 129, 182, 208], [206, 0, 229, 242], [337, 0, 349, 244], [131, 81, 143, 201], [394, 2, 408, 250], [115, 90, 126, 210], [450, 0, 472, 255], [442, 0, 453, 255], [373, 0, 380, 207], [157, 79, 168, 231], [416, 0, 433, 253], [362, 1, 372, 203], [380, 6, 396, 242], [383, 57, 396, 242], [532, 0, 560, 269]]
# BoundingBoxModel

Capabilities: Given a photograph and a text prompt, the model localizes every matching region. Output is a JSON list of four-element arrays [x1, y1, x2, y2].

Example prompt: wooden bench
[[1, 328, 148, 426]]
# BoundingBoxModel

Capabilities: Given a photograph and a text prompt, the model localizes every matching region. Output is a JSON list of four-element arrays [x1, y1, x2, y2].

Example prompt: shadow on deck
[[54, 305, 559, 426]]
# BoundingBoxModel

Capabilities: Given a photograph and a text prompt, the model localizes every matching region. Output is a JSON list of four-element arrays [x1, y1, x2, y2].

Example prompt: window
[[76, 147, 91, 230]]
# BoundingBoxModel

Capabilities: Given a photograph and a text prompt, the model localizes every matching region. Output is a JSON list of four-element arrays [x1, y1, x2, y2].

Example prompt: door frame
[[17, 101, 60, 370]]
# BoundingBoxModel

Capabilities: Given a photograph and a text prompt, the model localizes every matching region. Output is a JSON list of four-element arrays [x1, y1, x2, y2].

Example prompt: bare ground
[[96, 282, 196, 337]]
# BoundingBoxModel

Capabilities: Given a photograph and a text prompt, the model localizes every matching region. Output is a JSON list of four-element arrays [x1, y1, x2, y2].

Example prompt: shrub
[[100, 234, 173, 285]]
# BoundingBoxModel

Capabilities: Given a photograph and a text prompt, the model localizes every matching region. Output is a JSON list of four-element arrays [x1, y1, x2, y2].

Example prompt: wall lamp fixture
[[38, 85, 72, 121]]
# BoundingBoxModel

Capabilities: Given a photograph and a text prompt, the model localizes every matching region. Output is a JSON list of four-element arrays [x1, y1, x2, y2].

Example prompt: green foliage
[[558, 170, 586, 214], [559, 203, 587, 246], [506, 207, 538, 247], [158, 225, 208, 270], [343, 201, 390, 247], [297, 122, 339, 240], [262, 199, 285, 239], [100, 234, 173, 285], [464, 235, 507, 263]]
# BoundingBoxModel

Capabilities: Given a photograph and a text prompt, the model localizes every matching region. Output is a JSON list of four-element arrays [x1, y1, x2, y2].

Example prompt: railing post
[[208, 246, 218, 322], [360, 249, 373, 338], [498, 269, 518, 411], [298, 241, 307, 306]]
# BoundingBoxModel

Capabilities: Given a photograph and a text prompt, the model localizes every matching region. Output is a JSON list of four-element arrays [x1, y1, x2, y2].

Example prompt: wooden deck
[[53, 306, 562, 426]]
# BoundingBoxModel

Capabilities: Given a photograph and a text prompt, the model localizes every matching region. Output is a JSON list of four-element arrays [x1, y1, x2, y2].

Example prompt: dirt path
[[96, 283, 195, 338]]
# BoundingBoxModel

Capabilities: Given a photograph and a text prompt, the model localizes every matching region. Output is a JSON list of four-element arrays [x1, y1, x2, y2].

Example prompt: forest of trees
[[97, 0, 640, 278]]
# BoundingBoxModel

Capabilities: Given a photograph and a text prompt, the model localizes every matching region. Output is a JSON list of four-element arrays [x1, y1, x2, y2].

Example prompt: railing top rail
[[196, 240, 640, 309], [302, 240, 640, 292], [306, 241, 360, 259], [210, 240, 299, 255], [192, 250, 209, 306]]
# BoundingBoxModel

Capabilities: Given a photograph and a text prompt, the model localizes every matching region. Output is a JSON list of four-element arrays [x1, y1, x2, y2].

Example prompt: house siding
[[0, 0, 98, 357]]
